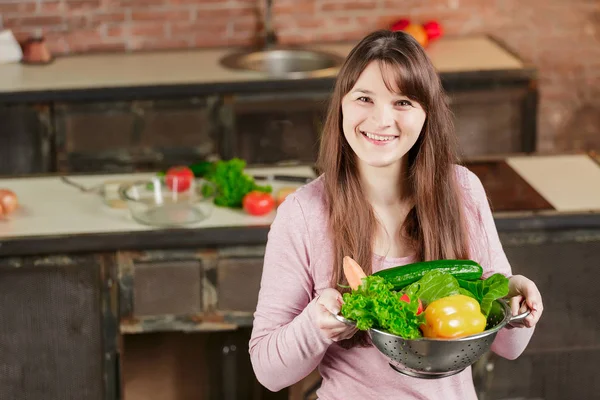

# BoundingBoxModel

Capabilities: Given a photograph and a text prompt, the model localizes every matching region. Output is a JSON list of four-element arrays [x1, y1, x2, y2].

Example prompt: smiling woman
[[249, 30, 543, 400]]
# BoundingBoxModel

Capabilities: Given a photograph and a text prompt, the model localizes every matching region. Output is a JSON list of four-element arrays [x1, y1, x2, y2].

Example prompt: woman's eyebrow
[[351, 88, 374, 94]]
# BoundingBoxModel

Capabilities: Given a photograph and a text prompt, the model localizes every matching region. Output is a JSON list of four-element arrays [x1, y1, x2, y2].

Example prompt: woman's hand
[[507, 274, 543, 328], [312, 288, 358, 342]]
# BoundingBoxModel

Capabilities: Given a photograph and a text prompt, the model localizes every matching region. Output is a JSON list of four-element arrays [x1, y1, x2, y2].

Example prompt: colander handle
[[508, 306, 531, 326], [331, 312, 357, 327]]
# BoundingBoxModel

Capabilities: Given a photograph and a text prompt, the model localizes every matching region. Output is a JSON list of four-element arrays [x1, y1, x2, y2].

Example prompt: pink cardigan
[[249, 166, 535, 399]]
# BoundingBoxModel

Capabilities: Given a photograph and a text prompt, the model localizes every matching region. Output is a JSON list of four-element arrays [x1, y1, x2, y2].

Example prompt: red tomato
[[243, 191, 275, 216], [165, 166, 194, 192], [400, 293, 424, 315]]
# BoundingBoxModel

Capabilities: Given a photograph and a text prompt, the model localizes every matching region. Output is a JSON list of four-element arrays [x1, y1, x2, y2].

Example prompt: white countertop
[[0, 36, 526, 94], [2, 154, 598, 240], [0, 165, 316, 239], [506, 154, 600, 212]]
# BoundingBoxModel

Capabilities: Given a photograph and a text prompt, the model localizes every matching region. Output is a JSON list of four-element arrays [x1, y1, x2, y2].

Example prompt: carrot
[[343, 256, 367, 290]]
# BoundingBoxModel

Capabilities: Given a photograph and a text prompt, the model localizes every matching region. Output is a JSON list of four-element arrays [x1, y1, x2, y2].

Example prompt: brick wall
[[0, 0, 598, 152]]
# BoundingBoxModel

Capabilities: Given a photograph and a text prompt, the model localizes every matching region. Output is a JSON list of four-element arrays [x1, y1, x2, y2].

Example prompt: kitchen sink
[[219, 47, 345, 79]]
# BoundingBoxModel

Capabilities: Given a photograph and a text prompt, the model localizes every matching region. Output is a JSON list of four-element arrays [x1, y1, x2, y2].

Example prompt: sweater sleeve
[[463, 168, 535, 360], [248, 194, 333, 392]]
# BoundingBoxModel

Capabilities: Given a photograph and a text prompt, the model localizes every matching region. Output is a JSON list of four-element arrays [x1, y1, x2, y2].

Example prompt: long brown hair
[[317, 29, 470, 302]]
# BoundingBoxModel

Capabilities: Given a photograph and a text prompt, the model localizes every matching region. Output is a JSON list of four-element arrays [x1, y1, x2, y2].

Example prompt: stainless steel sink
[[219, 47, 345, 79]]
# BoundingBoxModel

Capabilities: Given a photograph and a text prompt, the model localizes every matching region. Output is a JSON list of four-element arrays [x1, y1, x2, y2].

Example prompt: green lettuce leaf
[[340, 275, 424, 339], [403, 270, 460, 306], [457, 273, 509, 317]]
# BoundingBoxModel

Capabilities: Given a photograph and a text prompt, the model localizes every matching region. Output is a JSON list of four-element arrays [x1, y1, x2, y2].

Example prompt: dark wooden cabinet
[[230, 92, 330, 165], [0, 253, 118, 400], [0, 103, 53, 176], [449, 86, 535, 158], [53, 97, 223, 173]]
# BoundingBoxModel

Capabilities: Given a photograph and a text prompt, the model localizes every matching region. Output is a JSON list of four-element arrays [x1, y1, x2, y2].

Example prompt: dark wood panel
[[54, 97, 222, 173], [464, 160, 554, 212], [231, 92, 330, 165], [216, 257, 264, 313], [0, 104, 52, 176], [132, 260, 203, 317], [483, 350, 600, 400], [450, 88, 529, 158], [501, 232, 600, 351]]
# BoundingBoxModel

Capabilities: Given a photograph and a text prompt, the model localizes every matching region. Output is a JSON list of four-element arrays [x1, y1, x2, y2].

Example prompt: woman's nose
[[371, 104, 394, 128]]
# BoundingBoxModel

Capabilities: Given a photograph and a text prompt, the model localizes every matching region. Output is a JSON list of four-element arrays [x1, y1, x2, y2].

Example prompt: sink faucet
[[263, 0, 277, 48]]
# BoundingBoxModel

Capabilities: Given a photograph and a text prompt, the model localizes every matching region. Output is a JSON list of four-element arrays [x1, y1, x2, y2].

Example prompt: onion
[[0, 189, 18, 214]]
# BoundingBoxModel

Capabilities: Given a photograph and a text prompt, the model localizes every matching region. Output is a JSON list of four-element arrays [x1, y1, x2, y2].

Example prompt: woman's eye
[[396, 100, 413, 107], [357, 96, 371, 103]]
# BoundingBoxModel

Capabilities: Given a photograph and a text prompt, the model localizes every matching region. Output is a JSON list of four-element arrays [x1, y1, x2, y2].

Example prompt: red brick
[[130, 22, 167, 36], [273, 1, 316, 15], [91, 11, 127, 23], [4, 15, 64, 28], [321, 0, 378, 12], [65, 0, 101, 10], [171, 20, 228, 36], [0, 2, 37, 14], [39, 1, 65, 13], [131, 9, 192, 21], [130, 37, 191, 50]]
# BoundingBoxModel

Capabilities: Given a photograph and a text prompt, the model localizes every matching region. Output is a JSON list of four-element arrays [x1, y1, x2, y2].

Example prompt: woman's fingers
[[317, 288, 343, 314]]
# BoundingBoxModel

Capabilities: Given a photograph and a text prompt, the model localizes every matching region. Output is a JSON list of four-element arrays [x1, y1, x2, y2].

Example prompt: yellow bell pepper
[[421, 294, 487, 339]]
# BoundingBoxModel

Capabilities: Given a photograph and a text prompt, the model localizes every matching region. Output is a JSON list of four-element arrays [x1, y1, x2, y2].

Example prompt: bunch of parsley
[[194, 158, 272, 208]]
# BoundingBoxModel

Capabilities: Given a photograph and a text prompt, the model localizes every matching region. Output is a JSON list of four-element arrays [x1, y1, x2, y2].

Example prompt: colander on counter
[[334, 299, 530, 379]]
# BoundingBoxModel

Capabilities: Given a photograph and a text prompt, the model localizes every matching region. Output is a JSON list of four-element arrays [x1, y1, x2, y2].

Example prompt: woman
[[249, 30, 543, 399]]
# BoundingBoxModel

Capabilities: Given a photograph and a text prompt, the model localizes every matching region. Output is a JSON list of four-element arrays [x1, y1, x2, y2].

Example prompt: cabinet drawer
[[231, 92, 330, 165], [129, 259, 203, 318], [449, 87, 530, 157], [54, 97, 222, 173], [216, 257, 264, 313]]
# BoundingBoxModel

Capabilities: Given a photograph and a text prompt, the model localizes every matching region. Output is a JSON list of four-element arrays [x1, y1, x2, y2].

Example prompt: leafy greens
[[340, 275, 424, 339], [403, 270, 461, 306], [457, 273, 509, 317]]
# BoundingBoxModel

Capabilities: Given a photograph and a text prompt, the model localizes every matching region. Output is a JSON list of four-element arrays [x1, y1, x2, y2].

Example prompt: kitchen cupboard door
[[0, 103, 53, 176], [474, 228, 600, 399], [53, 97, 223, 173], [228, 92, 331, 165], [0, 253, 118, 400], [449, 86, 536, 158]]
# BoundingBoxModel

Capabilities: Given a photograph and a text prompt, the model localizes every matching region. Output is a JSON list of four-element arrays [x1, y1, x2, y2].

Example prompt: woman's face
[[341, 61, 426, 169]]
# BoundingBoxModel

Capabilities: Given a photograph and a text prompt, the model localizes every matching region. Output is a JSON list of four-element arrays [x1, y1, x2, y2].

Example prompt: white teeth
[[362, 131, 396, 141]]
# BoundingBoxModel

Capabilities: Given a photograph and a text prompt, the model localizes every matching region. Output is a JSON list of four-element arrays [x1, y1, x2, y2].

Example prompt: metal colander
[[335, 299, 530, 379]]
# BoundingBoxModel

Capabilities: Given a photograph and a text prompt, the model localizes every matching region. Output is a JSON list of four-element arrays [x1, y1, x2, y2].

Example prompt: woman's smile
[[359, 129, 399, 145]]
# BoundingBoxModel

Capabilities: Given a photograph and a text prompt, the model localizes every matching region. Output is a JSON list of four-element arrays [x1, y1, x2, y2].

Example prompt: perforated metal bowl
[[334, 299, 529, 379]]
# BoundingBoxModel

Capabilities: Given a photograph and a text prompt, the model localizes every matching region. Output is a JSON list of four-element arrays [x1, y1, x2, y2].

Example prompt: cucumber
[[373, 259, 483, 291]]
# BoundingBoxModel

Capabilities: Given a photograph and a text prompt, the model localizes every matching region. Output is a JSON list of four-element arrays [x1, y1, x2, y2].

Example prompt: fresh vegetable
[[422, 20, 443, 41], [0, 189, 18, 216], [420, 294, 487, 339], [202, 158, 272, 208], [401, 23, 429, 47], [403, 269, 461, 307], [343, 256, 367, 291], [165, 166, 194, 192], [390, 18, 411, 31], [373, 259, 483, 291], [242, 191, 275, 216], [400, 293, 423, 315], [341, 275, 424, 338], [457, 273, 510, 317]]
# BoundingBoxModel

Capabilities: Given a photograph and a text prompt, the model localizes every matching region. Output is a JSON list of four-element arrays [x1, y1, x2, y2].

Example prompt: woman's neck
[[358, 158, 410, 207]]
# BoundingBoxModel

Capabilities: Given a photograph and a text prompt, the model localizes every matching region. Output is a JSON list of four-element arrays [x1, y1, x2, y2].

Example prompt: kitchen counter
[[0, 35, 534, 103], [1, 153, 599, 257]]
